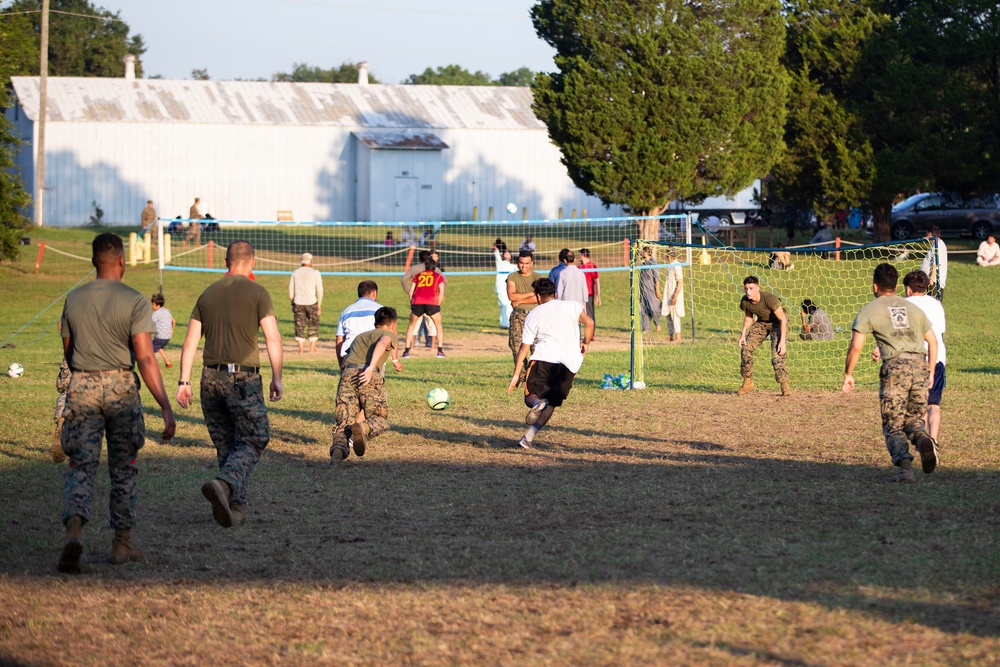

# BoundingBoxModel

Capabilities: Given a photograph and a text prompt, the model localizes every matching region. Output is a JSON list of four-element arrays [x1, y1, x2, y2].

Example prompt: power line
[[272, 0, 528, 20], [0, 8, 125, 22]]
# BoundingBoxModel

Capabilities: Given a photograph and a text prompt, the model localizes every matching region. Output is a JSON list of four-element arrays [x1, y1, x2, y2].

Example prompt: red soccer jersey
[[579, 260, 599, 296], [411, 270, 444, 305]]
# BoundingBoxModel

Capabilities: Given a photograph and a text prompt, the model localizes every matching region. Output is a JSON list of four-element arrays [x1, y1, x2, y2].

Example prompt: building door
[[394, 177, 419, 222]]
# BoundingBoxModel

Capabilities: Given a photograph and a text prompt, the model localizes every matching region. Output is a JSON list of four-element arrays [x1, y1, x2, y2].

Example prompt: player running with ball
[[507, 278, 594, 449]]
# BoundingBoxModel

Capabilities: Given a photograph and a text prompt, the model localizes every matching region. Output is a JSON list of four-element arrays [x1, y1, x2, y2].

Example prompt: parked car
[[890, 192, 1000, 241]]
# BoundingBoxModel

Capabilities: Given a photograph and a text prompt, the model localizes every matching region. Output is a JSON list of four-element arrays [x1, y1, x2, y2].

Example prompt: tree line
[[2, 0, 999, 257]]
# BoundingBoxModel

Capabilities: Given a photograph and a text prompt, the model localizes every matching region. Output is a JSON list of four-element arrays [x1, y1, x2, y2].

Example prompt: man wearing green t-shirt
[[177, 240, 283, 528], [843, 263, 938, 483], [331, 306, 403, 463], [506, 250, 543, 381], [737, 275, 790, 396], [57, 233, 176, 574]]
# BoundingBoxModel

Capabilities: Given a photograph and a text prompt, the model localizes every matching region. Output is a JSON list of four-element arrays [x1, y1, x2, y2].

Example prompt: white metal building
[[7, 70, 621, 226]]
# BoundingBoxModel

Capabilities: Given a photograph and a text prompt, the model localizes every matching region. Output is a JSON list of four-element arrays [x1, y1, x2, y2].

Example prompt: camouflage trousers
[[508, 309, 535, 381], [201, 368, 270, 507], [741, 321, 789, 383], [53, 359, 72, 423], [880, 354, 930, 465], [61, 369, 145, 530], [331, 368, 389, 456], [293, 303, 320, 342]]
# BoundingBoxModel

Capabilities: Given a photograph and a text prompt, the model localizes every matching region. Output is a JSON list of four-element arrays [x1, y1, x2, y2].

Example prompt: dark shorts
[[152, 337, 170, 352], [928, 361, 946, 406], [411, 304, 441, 317], [525, 360, 576, 408]]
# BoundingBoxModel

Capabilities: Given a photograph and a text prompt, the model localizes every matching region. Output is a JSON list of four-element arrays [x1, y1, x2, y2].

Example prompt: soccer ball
[[426, 387, 450, 410], [7, 362, 24, 378], [506, 202, 518, 215]]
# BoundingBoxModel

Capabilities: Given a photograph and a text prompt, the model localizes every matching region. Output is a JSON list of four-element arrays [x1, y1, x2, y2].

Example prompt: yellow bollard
[[700, 235, 711, 265], [128, 232, 138, 266], [558, 207, 564, 219], [164, 234, 172, 264], [571, 209, 577, 219], [472, 206, 478, 221], [488, 206, 494, 221], [522, 207, 527, 221], [143, 233, 152, 264]]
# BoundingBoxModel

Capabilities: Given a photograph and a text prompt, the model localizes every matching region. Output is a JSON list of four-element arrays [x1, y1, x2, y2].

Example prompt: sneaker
[[525, 399, 549, 425], [890, 467, 916, 483], [436, 349, 446, 358], [401, 349, 411, 359], [351, 423, 368, 457], [518, 437, 532, 449], [914, 433, 938, 474]]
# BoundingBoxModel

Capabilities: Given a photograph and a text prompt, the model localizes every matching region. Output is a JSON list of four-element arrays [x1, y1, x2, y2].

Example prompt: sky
[[75, 0, 559, 84]]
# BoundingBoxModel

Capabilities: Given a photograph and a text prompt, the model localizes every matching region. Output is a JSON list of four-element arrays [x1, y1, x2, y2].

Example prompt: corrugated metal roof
[[10, 77, 545, 130], [353, 131, 449, 149]]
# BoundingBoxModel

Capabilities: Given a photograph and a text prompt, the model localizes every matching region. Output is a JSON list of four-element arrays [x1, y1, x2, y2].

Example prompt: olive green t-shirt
[[191, 276, 275, 367], [343, 328, 397, 370], [739, 291, 783, 324], [506, 271, 544, 312], [852, 295, 931, 360], [61, 279, 155, 371]]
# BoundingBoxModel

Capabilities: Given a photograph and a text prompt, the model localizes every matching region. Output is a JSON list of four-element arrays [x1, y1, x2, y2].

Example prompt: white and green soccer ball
[[506, 202, 518, 215], [7, 362, 24, 378], [426, 387, 450, 410]]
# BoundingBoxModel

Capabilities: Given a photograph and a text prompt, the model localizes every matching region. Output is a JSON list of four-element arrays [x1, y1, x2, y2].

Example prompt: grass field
[[1, 227, 998, 665]]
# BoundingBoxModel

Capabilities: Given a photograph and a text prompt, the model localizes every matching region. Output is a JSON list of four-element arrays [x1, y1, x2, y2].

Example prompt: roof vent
[[123, 54, 136, 80], [357, 61, 369, 86]]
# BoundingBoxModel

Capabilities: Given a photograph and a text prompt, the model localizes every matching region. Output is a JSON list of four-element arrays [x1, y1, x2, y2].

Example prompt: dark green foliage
[[530, 0, 788, 214], [4, 0, 146, 78], [496, 67, 536, 87], [273, 62, 381, 84], [0, 15, 33, 260], [405, 64, 493, 86], [190, 68, 210, 81]]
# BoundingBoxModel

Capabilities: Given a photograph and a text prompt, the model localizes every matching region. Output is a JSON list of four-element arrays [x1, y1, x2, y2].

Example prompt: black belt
[[206, 363, 260, 374]]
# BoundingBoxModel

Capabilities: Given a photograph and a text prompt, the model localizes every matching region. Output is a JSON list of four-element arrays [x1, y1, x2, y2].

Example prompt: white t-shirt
[[336, 297, 383, 357], [521, 300, 585, 373], [906, 294, 946, 365], [920, 238, 948, 288], [978, 240, 1000, 263]]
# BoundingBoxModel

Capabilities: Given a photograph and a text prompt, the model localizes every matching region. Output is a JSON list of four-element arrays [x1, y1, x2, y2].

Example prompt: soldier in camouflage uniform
[[57, 233, 175, 574], [843, 263, 939, 483], [506, 251, 542, 382], [177, 240, 283, 528], [331, 307, 403, 463], [737, 275, 791, 396]]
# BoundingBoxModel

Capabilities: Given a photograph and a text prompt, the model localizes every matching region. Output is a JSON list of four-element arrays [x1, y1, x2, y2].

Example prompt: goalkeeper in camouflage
[[736, 276, 791, 396]]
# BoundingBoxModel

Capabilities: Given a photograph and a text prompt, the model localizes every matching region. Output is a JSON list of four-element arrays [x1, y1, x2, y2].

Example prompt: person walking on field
[[843, 263, 938, 483], [289, 252, 324, 354], [737, 275, 791, 396], [330, 306, 404, 463], [577, 248, 601, 327], [56, 233, 175, 573], [140, 200, 157, 255], [176, 240, 283, 528], [402, 259, 446, 358], [507, 278, 594, 449], [187, 197, 204, 245], [150, 293, 175, 368], [506, 250, 543, 382]]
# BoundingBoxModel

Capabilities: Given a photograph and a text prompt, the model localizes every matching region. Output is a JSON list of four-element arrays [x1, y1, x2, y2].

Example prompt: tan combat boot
[[780, 381, 792, 397], [57, 515, 84, 574], [230, 504, 246, 526], [736, 378, 755, 396], [50, 420, 67, 464], [110, 529, 144, 565]]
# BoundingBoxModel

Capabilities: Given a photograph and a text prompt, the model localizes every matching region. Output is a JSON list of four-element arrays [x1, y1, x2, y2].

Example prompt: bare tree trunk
[[872, 200, 892, 243], [638, 204, 669, 240]]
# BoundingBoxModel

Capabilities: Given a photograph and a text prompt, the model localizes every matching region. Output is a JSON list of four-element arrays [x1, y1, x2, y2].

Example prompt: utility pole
[[36, 0, 50, 227]]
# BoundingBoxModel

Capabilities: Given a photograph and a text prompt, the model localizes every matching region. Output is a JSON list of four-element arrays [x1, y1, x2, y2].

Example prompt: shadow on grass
[[2, 441, 998, 638]]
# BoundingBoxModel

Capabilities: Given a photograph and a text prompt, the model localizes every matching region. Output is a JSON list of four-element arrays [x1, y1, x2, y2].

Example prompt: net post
[[686, 213, 694, 343], [207, 240, 214, 270], [403, 245, 415, 273], [835, 237, 841, 261], [628, 239, 637, 389], [623, 238, 629, 267], [34, 242, 46, 273], [157, 220, 164, 294]]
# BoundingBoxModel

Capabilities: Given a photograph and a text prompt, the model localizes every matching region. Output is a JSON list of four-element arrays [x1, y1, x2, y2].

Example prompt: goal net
[[629, 236, 936, 391], [153, 215, 688, 277]]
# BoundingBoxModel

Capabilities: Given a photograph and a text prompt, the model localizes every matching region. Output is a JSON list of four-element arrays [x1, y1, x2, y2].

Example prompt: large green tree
[[530, 0, 789, 219], [0, 14, 33, 260], [273, 61, 381, 84], [4, 0, 146, 77], [405, 65, 493, 86]]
